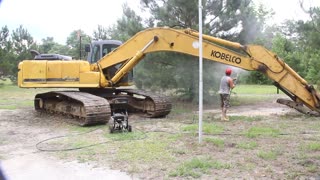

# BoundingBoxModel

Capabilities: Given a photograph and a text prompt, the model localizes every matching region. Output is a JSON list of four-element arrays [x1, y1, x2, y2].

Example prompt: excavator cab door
[[86, 40, 122, 64]]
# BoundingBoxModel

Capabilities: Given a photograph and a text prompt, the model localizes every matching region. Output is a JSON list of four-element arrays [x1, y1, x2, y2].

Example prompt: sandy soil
[[0, 109, 132, 180]]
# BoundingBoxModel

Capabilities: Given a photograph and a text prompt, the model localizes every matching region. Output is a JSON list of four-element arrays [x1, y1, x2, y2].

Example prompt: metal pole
[[79, 35, 82, 60], [198, 0, 203, 144]]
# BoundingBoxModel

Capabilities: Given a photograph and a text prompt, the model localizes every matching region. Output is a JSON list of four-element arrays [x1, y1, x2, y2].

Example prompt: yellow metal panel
[[21, 60, 47, 82], [79, 72, 100, 84], [18, 60, 97, 87], [78, 60, 91, 72], [47, 61, 62, 83], [19, 83, 100, 88], [61, 61, 80, 80]]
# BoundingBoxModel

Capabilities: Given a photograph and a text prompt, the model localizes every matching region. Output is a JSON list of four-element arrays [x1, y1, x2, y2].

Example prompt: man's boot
[[222, 108, 229, 121]]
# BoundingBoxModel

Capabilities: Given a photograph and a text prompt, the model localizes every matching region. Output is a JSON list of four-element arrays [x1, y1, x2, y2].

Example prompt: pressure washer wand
[[230, 73, 239, 95]]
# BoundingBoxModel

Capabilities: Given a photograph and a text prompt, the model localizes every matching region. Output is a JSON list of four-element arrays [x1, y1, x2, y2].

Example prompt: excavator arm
[[96, 27, 320, 115]]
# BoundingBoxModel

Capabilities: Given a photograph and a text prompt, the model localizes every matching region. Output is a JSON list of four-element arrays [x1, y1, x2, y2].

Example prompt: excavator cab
[[85, 40, 122, 63], [85, 40, 134, 86]]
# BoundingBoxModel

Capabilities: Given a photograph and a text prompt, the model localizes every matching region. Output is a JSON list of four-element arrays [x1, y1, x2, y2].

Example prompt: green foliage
[[271, 33, 306, 77], [237, 2, 273, 44], [39, 37, 58, 54], [0, 25, 36, 82], [92, 25, 110, 41], [107, 4, 144, 41], [277, 7, 320, 84], [245, 71, 272, 85], [66, 30, 91, 59]]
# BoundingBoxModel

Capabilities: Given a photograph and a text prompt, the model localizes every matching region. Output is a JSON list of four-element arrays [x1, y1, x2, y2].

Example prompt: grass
[[304, 142, 320, 151], [3, 81, 318, 178], [116, 133, 174, 163], [229, 115, 264, 121], [0, 83, 43, 109], [171, 103, 194, 114], [204, 137, 225, 148], [169, 157, 231, 178], [233, 85, 282, 94], [0, 82, 283, 110], [105, 131, 146, 141], [236, 141, 258, 149], [69, 125, 106, 133], [230, 84, 283, 106], [117, 141, 172, 162], [0, 104, 17, 110], [230, 84, 285, 106], [0, 78, 14, 86], [0, 96, 33, 110], [244, 127, 280, 138], [307, 165, 318, 173], [257, 150, 278, 160], [307, 143, 320, 151], [182, 123, 224, 135], [0, 79, 73, 110]]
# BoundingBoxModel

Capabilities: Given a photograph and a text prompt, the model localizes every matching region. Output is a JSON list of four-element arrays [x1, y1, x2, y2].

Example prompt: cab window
[[102, 44, 120, 57], [91, 45, 100, 63]]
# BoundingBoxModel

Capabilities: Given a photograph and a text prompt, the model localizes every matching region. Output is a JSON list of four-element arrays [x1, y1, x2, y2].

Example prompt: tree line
[[0, 0, 319, 102]]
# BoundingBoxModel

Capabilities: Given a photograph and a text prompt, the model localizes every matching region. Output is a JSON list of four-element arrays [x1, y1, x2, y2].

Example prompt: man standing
[[218, 68, 236, 121]]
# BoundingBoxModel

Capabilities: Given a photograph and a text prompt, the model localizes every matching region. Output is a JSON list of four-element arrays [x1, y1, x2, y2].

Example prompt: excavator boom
[[95, 27, 320, 115]]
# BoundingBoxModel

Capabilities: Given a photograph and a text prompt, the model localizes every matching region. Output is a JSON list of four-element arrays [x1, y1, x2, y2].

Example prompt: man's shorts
[[220, 94, 230, 108]]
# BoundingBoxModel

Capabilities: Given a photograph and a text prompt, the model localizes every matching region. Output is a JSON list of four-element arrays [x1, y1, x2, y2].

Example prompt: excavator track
[[34, 91, 111, 126], [114, 89, 172, 118]]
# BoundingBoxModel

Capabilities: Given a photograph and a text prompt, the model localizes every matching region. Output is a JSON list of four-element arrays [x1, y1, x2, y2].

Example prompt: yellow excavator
[[18, 27, 320, 126]]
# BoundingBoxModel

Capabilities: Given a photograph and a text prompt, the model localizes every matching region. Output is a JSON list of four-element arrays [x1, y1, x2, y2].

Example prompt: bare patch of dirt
[[213, 101, 296, 117]]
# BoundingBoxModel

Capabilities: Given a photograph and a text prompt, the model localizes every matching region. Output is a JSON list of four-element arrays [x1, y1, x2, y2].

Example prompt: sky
[[0, 0, 141, 44], [0, 0, 319, 45]]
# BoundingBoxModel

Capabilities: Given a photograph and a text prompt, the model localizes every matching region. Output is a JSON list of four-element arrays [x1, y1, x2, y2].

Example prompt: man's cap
[[225, 68, 232, 75]]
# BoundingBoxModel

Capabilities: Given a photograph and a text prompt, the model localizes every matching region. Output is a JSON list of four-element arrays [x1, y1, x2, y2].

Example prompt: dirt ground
[[0, 109, 132, 180], [0, 101, 320, 179]]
